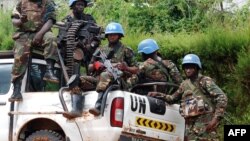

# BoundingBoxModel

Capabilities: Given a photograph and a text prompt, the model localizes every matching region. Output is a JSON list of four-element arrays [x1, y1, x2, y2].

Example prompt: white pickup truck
[[0, 51, 185, 141]]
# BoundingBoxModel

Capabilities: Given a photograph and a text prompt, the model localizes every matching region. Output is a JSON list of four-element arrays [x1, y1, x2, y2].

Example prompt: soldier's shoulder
[[199, 75, 214, 87], [200, 76, 213, 82], [124, 46, 134, 53]]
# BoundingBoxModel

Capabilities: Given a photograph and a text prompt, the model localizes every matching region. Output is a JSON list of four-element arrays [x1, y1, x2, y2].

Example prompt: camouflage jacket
[[12, 0, 56, 32], [164, 74, 227, 119], [63, 13, 96, 23], [137, 57, 183, 85], [91, 41, 136, 67]]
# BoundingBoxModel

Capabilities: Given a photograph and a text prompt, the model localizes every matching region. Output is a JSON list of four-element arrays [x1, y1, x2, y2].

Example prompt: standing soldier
[[148, 54, 228, 141], [65, 0, 95, 23], [9, 0, 59, 102], [61, 0, 102, 119], [135, 38, 183, 93]]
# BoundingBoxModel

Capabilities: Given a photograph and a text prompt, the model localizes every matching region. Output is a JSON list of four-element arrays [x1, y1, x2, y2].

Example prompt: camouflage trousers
[[79, 76, 98, 91], [70, 75, 98, 94], [185, 114, 219, 141], [12, 31, 58, 82], [96, 71, 135, 92], [96, 71, 112, 92]]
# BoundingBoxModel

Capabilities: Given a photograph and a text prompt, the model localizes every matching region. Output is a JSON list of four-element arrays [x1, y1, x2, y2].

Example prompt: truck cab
[[0, 51, 185, 141]]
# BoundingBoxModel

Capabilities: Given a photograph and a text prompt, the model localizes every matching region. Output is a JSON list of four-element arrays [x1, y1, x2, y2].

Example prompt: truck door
[[121, 92, 185, 141], [0, 61, 13, 141]]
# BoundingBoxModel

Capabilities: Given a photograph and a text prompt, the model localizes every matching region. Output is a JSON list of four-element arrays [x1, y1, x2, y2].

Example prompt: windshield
[[0, 64, 12, 95]]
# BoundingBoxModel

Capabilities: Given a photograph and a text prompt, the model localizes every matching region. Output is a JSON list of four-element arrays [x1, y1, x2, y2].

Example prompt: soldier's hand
[[146, 58, 156, 65], [116, 62, 128, 71], [205, 117, 219, 132], [32, 32, 43, 46]]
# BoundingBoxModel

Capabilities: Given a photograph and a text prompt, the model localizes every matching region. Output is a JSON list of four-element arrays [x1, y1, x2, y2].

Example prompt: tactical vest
[[21, 0, 46, 32], [179, 76, 214, 118], [102, 43, 128, 64], [142, 58, 170, 82]]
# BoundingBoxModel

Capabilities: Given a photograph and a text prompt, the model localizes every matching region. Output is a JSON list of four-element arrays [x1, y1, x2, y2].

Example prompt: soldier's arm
[[163, 60, 183, 85], [201, 77, 228, 120], [164, 83, 184, 104], [37, 0, 56, 36], [124, 47, 136, 66], [118, 47, 138, 74]]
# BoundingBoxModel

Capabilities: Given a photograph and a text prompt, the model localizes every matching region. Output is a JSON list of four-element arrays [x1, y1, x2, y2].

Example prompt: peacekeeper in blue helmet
[[125, 38, 183, 94], [148, 54, 228, 141], [88, 22, 138, 116], [63, 22, 138, 119], [136, 39, 183, 85]]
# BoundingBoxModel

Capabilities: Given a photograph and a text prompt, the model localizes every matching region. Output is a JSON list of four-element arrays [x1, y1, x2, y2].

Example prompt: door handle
[[0, 102, 7, 105]]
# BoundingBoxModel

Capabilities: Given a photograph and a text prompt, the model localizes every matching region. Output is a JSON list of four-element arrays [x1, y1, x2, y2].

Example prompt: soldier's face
[[107, 34, 120, 44], [73, 1, 85, 13], [184, 64, 198, 78]]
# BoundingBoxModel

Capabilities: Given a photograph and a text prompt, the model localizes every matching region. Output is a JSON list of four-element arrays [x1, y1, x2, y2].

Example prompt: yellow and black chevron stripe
[[136, 117, 176, 133]]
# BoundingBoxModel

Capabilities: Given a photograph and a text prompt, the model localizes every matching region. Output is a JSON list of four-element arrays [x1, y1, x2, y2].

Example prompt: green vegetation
[[0, 0, 250, 133], [0, 10, 14, 50]]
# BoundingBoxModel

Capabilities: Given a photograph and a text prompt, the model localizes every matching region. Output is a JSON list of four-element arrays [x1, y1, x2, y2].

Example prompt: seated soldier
[[9, 0, 59, 102], [129, 38, 183, 95], [63, 22, 138, 119]]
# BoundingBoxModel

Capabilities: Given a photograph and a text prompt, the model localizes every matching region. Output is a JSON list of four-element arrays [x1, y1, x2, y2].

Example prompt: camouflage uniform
[[162, 74, 227, 140], [63, 12, 96, 23], [137, 57, 183, 84], [11, 0, 58, 82], [93, 41, 135, 92]]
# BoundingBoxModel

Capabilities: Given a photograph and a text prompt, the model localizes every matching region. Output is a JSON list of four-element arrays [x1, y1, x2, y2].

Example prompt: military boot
[[63, 94, 83, 119], [89, 92, 103, 116], [9, 78, 23, 102], [43, 59, 59, 83]]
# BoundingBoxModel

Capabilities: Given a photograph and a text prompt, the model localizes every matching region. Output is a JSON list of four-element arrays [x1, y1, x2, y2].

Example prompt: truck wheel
[[25, 130, 64, 141]]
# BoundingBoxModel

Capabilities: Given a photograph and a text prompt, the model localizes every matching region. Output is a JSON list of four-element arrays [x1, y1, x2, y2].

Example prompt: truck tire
[[25, 130, 64, 141]]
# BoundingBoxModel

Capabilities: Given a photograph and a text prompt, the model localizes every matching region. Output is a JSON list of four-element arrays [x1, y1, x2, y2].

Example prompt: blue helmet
[[69, 0, 88, 7], [182, 54, 202, 69], [105, 22, 124, 37], [137, 39, 159, 54]]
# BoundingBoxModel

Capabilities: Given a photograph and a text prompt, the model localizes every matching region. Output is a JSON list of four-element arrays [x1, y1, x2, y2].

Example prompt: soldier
[[134, 38, 183, 93], [9, 0, 59, 102], [65, 0, 95, 22], [63, 22, 137, 119], [61, 0, 102, 119], [88, 22, 137, 116], [148, 54, 228, 141]]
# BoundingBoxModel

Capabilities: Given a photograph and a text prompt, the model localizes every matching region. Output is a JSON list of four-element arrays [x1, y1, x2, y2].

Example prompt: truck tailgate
[[122, 92, 185, 141]]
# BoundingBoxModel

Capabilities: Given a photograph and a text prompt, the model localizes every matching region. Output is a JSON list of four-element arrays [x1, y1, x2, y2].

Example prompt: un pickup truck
[[0, 51, 185, 141]]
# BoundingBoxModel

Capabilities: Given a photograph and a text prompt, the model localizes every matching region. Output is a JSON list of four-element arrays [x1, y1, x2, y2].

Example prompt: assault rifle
[[99, 50, 123, 83]]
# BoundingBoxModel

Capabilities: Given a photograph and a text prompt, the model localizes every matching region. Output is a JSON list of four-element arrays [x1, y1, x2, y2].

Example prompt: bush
[[0, 10, 14, 50]]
